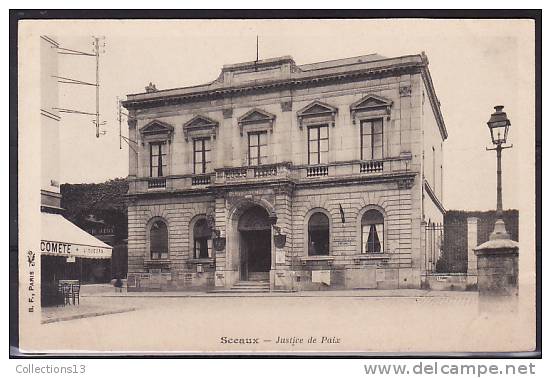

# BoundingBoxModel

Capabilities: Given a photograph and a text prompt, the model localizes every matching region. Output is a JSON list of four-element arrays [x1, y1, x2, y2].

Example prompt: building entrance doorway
[[238, 206, 272, 281]]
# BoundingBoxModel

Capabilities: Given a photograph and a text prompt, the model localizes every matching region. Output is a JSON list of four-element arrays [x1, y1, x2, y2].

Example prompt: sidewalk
[[41, 296, 137, 324], [82, 285, 477, 299]]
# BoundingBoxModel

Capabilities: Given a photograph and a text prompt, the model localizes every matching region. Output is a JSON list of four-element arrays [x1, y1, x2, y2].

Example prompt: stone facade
[[122, 53, 447, 291]]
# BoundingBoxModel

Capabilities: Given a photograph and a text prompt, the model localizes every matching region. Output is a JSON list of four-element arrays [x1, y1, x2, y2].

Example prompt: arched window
[[308, 212, 330, 256], [361, 210, 384, 253], [150, 220, 168, 259], [193, 218, 212, 259]]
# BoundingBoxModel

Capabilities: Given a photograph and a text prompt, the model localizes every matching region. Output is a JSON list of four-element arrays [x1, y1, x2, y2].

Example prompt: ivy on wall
[[60, 178, 129, 244]]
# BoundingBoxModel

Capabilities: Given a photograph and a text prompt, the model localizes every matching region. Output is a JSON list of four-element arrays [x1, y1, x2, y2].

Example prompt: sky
[[43, 19, 534, 211]]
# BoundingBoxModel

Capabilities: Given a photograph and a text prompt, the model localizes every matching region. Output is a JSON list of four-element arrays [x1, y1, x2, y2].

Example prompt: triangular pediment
[[297, 101, 338, 117], [238, 108, 276, 124], [139, 120, 174, 136], [350, 94, 393, 111], [183, 115, 219, 130]]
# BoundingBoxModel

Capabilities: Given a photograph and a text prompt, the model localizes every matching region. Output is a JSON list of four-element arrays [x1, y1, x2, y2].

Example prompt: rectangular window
[[308, 125, 329, 165], [362, 223, 383, 253], [248, 131, 268, 166], [361, 119, 383, 160], [193, 138, 211, 174], [150, 142, 167, 177], [194, 238, 210, 259]]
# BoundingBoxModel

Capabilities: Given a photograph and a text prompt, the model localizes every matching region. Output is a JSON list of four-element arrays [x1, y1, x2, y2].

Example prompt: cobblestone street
[[31, 288, 534, 354]]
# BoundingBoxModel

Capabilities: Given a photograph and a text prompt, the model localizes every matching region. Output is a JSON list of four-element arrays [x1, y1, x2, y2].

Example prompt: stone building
[[122, 52, 447, 292]]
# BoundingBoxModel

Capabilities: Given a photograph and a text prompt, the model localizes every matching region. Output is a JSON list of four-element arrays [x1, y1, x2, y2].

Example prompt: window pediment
[[350, 94, 392, 124], [297, 101, 338, 128], [237, 108, 276, 135], [140, 120, 174, 136], [183, 115, 219, 142], [139, 120, 174, 145]]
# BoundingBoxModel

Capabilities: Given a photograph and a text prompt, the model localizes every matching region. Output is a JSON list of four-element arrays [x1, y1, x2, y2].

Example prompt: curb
[[81, 291, 476, 299], [41, 307, 137, 324]]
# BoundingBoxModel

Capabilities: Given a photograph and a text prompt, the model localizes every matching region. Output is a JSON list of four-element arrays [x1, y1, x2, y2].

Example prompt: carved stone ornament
[[350, 94, 393, 125], [127, 117, 137, 129], [274, 234, 287, 249], [297, 100, 338, 129], [206, 209, 216, 231], [274, 182, 294, 196], [397, 177, 414, 190], [213, 237, 226, 251], [222, 108, 233, 119], [213, 188, 226, 199], [399, 85, 412, 97], [145, 82, 158, 93], [280, 101, 292, 112]]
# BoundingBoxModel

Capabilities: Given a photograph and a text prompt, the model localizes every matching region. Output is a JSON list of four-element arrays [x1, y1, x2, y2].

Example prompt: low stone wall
[[423, 273, 470, 291], [127, 266, 421, 292], [126, 272, 214, 292]]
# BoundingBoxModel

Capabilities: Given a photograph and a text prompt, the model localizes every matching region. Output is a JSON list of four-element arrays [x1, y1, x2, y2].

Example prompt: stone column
[[467, 217, 478, 285], [474, 237, 519, 313], [399, 79, 412, 156]]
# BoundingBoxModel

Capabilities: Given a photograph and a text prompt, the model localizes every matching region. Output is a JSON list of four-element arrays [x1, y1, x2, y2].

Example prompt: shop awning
[[41, 213, 112, 259]]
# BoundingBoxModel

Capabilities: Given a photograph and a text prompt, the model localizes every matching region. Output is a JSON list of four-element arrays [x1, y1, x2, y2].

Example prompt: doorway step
[[210, 280, 270, 293], [230, 281, 270, 293]]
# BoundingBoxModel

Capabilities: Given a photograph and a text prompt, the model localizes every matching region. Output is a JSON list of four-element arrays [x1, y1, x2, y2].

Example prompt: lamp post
[[485, 105, 513, 240], [474, 105, 519, 311]]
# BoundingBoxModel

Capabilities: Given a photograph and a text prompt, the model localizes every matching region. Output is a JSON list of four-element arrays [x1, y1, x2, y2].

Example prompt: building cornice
[[122, 58, 424, 110], [423, 179, 446, 215], [122, 53, 447, 143], [126, 171, 418, 200], [419, 52, 448, 140]]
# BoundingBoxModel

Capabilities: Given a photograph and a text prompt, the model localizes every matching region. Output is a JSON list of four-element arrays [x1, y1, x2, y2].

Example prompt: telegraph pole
[[118, 96, 137, 153], [117, 97, 122, 150], [94, 37, 101, 138], [254, 35, 259, 72], [54, 36, 106, 138]]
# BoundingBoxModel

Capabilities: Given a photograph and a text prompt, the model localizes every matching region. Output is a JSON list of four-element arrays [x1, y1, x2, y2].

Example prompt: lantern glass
[[487, 105, 511, 145], [489, 123, 509, 145]]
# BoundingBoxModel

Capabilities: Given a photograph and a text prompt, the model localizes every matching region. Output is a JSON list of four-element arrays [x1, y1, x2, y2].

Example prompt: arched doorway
[[238, 205, 271, 281]]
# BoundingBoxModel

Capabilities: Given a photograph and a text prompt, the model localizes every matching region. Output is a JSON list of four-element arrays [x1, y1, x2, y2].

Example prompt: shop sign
[[40, 240, 111, 258], [276, 250, 286, 264], [334, 238, 354, 246]]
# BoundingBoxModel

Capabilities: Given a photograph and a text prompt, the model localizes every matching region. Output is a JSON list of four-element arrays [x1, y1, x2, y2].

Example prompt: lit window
[[193, 138, 211, 174], [150, 142, 167, 177], [248, 131, 268, 166], [308, 212, 329, 256], [308, 125, 329, 165], [360, 119, 383, 160], [150, 220, 168, 259], [361, 210, 384, 253], [193, 218, 212, 259]]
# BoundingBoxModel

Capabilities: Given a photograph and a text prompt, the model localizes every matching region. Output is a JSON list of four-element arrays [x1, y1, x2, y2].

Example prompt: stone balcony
[[128, 156, 414, 194], [214, 162, 295, 185]]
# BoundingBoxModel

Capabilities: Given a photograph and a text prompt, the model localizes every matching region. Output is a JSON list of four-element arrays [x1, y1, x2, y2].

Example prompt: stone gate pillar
[[474, 219, 519, 313]]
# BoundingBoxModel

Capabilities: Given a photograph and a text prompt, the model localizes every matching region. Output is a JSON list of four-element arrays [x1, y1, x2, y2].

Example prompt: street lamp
[[486, 105, 513, 240]]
